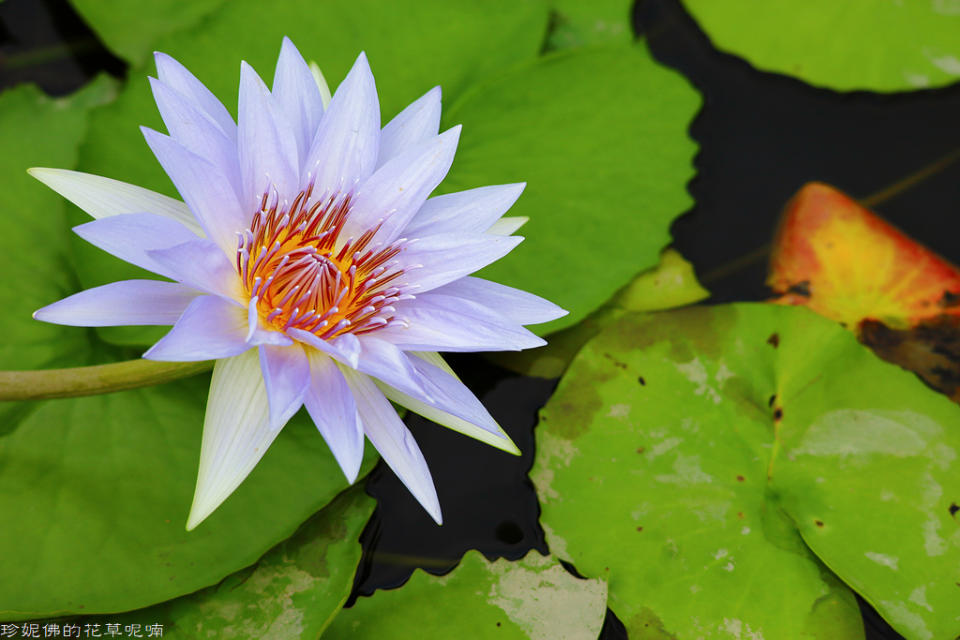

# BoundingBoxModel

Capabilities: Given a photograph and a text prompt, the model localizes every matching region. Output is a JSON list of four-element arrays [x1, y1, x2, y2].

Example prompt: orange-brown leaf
[[768, 182, 960, 329]]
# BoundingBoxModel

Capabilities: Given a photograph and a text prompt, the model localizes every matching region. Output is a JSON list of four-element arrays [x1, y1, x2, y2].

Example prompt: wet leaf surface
[[534, 304, 960, 639]]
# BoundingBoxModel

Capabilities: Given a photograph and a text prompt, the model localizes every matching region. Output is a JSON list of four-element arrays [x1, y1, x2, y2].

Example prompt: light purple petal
[[258, 343, 310, 430], [146, 239, 244, 302], [346, 126, 461, 244], [375, 352, 519, 455], [288, 328, 361, 369], [398, 233, 523, 293], [144, 295, 250, 361], [354, 336, 429, 400], [142, 127, 246, 256], [73, 212, 203, 280], [27, 168, 202, 235], [272, 37, 324, 165], [149, 77, 241, 199], [301, 52, 379, 198], [405, 183, 525, 237], [154, 52, 237, 142], [244, 298, 294, 347], [377, 86, 441, 169], [186, 349, 276, 530], [432, 277, 567, 325], [33, 280, 199, 327], [238, 61, 300, 210], [304, 350, 364, 482], [341, 367, 441, 524], [375, 293, 545, 352]]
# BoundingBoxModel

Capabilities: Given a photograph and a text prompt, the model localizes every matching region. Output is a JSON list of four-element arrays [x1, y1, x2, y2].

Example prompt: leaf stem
[[0, 360, 213, 401]]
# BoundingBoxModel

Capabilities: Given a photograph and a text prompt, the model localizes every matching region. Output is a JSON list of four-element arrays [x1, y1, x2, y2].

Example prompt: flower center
[[236, 188, 408, 340]]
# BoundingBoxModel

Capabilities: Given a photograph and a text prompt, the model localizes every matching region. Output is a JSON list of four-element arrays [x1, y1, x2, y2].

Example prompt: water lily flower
[[30, 38, 565, 530]]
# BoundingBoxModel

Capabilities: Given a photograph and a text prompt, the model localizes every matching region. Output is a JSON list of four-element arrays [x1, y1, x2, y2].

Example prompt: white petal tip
[[343, 466, 361, 485], [502, 439, 522, 456], [185, 495, 218, 531], [185, 510, 207, 531]]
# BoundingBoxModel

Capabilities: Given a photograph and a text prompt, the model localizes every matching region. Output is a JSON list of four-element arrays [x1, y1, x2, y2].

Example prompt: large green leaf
[[681, 0, 960, 92], [546, 0, 634, 50], [71, 0, 549, 346], [444, 44, 700, 335], [69, 0, 227, 66], [81, 484, 374, 639], [0, 377, 378, 619], [491, 248, 708, 377], [0, 78, 115, 370], [326, 551, 608, 639], [534, 304, 960, 639]]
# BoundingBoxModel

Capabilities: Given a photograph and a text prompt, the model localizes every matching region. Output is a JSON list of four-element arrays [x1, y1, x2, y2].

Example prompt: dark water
[[5, 0, 956, 637]]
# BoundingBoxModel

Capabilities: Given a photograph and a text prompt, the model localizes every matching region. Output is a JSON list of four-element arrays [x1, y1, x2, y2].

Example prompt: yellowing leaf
[[768, 182, 960, 330]]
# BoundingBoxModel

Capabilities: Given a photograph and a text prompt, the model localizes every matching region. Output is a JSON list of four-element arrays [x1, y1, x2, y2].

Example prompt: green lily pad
[[546, 0, 634, 50], [71, 0, 549, 346], [681, 0, 960, 91], [491, 248, 708, 377], [81, 484, 374, 639], [326, 550, 608, 639], [534, 304, 960, 639], [68, 0, 228, 66], [444, 44, 700, 335], [0, 376, 378, 619], [0, 78, 116, 371]]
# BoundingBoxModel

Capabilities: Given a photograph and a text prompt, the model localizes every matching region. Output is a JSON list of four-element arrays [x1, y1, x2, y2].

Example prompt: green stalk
[[0, 360, 213, 401]]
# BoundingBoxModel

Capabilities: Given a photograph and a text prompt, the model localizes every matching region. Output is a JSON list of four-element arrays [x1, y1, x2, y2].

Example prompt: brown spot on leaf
[[628, 606, 679, 639], [767, 333, 780, 347], [814, 519, 824, 528], [603, 352, 628, 370], [636, 447, 645, 454], [949, 502, 959, 518], [737, 512, 744, 519], [860, 315, 960, 402], [637, 526, 644, 532], [768, 394, 776, 407], [773, 407, 783, 421], [736, 475, 745, 482], [638, 376, 646, 386], [939, 290, 960, 309], [788, 280, 811, 297]]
